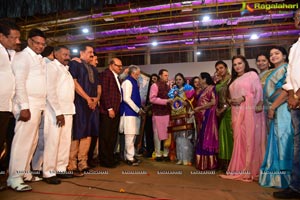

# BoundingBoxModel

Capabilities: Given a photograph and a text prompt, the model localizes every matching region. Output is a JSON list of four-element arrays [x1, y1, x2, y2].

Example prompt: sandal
[[9, 182, 32, 192], [24, 175, 43, 182]]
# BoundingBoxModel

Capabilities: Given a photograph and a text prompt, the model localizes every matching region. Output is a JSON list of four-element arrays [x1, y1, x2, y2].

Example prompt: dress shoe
[[56, 173, 73, 179], [72, 171, 84, 177], [134, 156, 142, 163], [126, 159, 139, 166], [0, 175, 7, 191], [87, 159, 98, 168], [273, 188, 300, 199], [155, 157, 163, 162], [0, 182, 7, 191], [163, 156, 170, 162], [43, 176, 61, 185], [100, 162, 118, 168]]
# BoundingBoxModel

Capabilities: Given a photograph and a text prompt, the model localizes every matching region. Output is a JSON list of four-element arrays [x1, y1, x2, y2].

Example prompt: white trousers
[[125, 134, 136, 161], [8, 109, 43, 184], [43, 112, 73, 178], [31, 115, 44, 171]]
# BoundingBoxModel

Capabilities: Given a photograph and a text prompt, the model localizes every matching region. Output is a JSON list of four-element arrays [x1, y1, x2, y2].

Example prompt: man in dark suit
[[99, 58, 122, 168]]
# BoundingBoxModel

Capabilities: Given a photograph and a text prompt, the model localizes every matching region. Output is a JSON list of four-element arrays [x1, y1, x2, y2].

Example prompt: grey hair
[[128, 65, 140, 75]]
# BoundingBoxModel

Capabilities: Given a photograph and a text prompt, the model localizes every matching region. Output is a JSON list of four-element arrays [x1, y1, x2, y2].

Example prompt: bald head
[[109, 58, 123, 74]]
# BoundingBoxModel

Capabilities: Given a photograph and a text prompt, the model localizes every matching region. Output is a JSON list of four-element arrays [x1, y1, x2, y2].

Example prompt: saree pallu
[[216, 78, 233, 170], [259, 63, 294, 188], [195, 85, 218, 170], [220, 71, 266, 182]]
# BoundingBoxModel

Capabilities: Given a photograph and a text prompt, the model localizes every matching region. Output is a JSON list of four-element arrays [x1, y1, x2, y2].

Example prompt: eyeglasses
[[113, 63, 123, 68], [30, 38, 47, 47]]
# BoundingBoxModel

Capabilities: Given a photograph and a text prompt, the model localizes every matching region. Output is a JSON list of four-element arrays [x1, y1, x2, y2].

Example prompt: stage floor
[[1, 157, 278, 200]]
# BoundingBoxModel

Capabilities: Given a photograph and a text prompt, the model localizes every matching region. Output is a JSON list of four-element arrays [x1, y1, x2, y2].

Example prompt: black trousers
[[0, 112, 15, 171], [143, 115, 154, 156], [88, 136, 98, 161], [98, 113, 120, 166]]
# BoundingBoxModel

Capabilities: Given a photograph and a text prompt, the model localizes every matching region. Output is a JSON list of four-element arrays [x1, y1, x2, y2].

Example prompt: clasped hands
[[87, 97, 99, 110]]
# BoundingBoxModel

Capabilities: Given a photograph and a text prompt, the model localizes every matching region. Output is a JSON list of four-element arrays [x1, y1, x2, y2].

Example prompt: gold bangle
[[294, 94, 299, 100]]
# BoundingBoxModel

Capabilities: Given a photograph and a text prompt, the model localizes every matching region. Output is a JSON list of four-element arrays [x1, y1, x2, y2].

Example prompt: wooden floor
[[1, 158, 281, 200]]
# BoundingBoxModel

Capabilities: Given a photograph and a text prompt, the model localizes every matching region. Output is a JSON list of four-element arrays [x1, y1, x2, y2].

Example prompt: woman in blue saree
[[259, 46, 294, 188]]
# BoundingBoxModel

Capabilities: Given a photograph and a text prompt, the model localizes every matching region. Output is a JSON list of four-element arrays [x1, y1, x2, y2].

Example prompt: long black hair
[[255, 52, 274, 69], [269, 46, 289, 64], [228, 55, 251, 86], [190, 76, 200, 89], [174, 73, 187, 87], [200, 72, 214, 85]]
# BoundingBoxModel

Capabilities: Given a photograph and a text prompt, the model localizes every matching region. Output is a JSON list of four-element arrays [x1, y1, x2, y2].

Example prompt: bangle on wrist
[[241, 96, 245, 102], [294, 94, 299, 100]]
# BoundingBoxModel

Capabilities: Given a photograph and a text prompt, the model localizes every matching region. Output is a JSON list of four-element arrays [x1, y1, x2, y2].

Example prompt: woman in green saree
[[215, 61, 233, 171]]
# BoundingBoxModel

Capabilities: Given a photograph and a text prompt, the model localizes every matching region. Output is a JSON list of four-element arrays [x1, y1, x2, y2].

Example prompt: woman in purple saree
[[193, 72, 218, 171]]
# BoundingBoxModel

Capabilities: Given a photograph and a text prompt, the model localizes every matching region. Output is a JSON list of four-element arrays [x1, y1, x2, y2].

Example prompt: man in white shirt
[[42, 46, 75, 184], [274, 8, 300, 199], [119, 65, 144, 166], [7, 28, 47, 192], [32, 45, 55, 174], [0, 20, 20, 191]]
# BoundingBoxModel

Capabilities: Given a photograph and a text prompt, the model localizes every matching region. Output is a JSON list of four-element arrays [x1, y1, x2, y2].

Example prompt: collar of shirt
[[111, 70, 119, 80], [111, 69, 121, 93], [24, 46, 39, 57], [54, 59, 69, 70], [0, 43, 16, 61]]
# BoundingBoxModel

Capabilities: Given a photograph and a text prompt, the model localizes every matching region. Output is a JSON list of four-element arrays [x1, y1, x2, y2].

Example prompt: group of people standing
[[0, 9, 299, 200], [0, 20, 145, 192]]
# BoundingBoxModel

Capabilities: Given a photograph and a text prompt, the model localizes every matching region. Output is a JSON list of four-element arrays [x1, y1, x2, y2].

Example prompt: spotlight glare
[[82, 28, 89, 34], [202, 15, 210, 22], [72, 49, 78, 53], [250, 33, 259, 40], [152, 41, 158, 46]]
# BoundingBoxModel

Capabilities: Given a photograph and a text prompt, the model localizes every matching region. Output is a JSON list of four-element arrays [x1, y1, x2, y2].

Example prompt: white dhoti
[[119, 115, 140, 161]]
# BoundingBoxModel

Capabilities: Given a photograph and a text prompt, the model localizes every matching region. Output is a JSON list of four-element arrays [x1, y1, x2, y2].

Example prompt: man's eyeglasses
[[30, 38, 47, 47], [113, 63, 123, 68]]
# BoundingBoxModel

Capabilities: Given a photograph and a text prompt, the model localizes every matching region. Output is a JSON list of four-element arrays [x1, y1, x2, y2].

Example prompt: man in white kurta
[[119, 65, 143, 166], [0, 20, 20, 190], [7, 29, 47, 192], [42, 46, 75, 184], [274, 9, 300, 199]]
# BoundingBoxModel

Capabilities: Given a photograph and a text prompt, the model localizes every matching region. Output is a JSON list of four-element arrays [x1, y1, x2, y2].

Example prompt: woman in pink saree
[[220, 55, 266, 182]]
